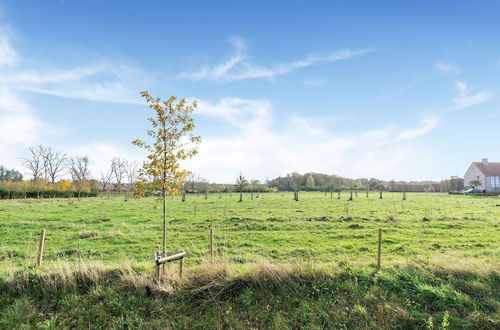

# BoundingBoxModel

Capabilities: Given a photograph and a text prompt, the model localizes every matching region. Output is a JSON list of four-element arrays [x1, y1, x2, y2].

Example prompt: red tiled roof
[[473, 162, 500, 176]]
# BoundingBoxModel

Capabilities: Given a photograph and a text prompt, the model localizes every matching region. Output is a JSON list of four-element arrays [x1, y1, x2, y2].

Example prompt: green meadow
[[1, 192, 499, 266], [1, 192, 499, 328]]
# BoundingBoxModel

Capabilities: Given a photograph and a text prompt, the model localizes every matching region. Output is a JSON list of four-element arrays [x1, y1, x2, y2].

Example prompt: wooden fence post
[[155, 247, 160, 280], [36, 229, 46, 266], [210, 227, 214, 259], [377, 228, 382, 270], [179, 258, 184, 278]]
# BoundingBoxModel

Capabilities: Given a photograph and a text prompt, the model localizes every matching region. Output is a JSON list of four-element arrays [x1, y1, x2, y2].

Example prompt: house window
[[491, 176, 500, 191]]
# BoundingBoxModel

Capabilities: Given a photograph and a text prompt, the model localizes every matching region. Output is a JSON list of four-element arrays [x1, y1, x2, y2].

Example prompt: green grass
[[1, 192, 499, 328], [1, 192, 499, 266]]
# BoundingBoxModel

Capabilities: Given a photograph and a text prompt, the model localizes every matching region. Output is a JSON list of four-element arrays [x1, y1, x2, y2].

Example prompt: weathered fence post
[[377, 228, 382, 270], [210, 227, 214, 259], [379, 191, 383, 199], [182, 192, 186, 202], [403, 191, 406, 200], [205, 191, 208, 199], [155, 247, 161, 280], [366, 189, 369, 198], [337, 190, 340, 199], [36, 229, 46, 266], [179, 258, 184, 278], [349, 190, 353, 201]]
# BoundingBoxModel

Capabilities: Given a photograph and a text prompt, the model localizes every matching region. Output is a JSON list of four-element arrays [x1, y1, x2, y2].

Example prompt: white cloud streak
[[453, 81, 491, 110], [433, 62, 460, 75], [0, 29, 17, 68], [180, 37, 373, 82], [0, 27, 149, 105]]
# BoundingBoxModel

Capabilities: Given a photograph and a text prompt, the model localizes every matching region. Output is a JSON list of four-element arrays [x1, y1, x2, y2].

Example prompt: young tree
[[235, 174, 248, 202], [132, 92, 201, 256], [68, 156, 91, 200]]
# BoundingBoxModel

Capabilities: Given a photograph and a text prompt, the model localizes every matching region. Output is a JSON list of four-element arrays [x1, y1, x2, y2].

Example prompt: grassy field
[[1, 192, 499, 266], [1, 192, 499, 328]]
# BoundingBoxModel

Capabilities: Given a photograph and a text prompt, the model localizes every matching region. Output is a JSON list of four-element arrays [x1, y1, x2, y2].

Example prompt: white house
[[463, 158, 500, 192]]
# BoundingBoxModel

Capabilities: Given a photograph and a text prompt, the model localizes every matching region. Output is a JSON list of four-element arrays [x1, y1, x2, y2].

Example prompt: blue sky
[[0, 0, 499, 182]]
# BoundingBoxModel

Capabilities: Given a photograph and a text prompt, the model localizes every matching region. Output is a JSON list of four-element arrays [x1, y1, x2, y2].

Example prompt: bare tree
[[100, 162, 115, 199], [68, 156, 91, 200], [184, 172, 197, 192], [124, 160, 138, 200], [22, 145, 45, 184], [111, 158, 126, 194], [41, 147, 66, 185]]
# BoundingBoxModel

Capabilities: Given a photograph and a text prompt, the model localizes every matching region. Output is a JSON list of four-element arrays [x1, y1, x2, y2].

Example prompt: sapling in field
[[235, 174, 248, 202], [132, 91, 201, 256]]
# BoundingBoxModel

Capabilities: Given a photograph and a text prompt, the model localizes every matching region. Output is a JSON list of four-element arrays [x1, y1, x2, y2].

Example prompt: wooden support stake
[[36, 229, 46, 266], [179, 258, 184, 278], [210, 228, 214, 259], [155, 246, 161, 280], [377, 228, 382, 270]]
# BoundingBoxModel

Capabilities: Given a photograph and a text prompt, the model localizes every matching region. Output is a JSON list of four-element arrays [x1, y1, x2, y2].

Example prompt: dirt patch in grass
[[78, 230, 99, 239]]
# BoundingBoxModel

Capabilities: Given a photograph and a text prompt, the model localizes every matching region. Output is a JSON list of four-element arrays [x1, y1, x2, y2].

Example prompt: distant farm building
[[426, 184, 441, 192], [367, 180, 385, 191], [389, 183, 424, 192], [464, 158, 500, 193]]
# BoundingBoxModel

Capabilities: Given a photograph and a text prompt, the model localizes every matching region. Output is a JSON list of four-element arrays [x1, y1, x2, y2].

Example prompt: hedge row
[[0, 188, 98, 199]]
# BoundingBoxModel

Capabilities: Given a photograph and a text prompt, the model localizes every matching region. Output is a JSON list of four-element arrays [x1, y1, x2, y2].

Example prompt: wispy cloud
[[396, 117, 439, 141], [434, 62, 461, 75], [179, 37, 373, 82], [0, 27, 150, 105], [0, 28, 17, 68], [452, 81, 491, 110], [187, 97, 439, 182], [303, 79, 327, 86]]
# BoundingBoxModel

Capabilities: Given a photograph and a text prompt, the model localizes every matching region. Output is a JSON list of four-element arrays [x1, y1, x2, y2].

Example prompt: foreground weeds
[[1, 257, 498, 329]]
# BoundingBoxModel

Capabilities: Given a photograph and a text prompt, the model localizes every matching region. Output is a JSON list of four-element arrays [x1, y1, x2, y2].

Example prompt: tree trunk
[[162, 187, 167, 256], [239, 192, 243, 202]]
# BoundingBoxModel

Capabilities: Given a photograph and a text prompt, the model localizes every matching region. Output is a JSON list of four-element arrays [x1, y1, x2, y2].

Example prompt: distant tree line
[[0, 166, 23, 181], [0, 145, 140, 200], [267, 173, 369, 192]]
